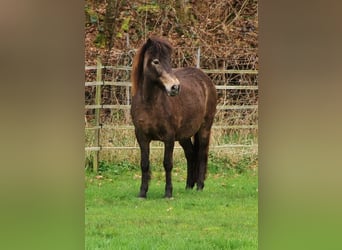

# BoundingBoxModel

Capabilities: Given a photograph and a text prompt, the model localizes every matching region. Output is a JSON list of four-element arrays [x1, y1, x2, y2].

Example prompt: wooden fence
[[85, 61, 258, 171]]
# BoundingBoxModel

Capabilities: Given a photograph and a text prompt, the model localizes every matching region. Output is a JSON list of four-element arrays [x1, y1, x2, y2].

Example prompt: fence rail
[[85, 65, 258, 74], [85, 144, 258, 151], [85, 81, 258, 90], [85, 104, 257, 110], [85, 125, 258, 130]]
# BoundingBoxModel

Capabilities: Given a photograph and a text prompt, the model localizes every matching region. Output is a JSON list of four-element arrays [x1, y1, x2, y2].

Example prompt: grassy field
[[85, 157, 258, 250]]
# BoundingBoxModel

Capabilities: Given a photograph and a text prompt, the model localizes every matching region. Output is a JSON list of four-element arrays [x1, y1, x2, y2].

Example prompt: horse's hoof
[[164, 192, 173, 199], [185, 181, 195, 189], [196, 183, 204, 190], [164, 195, 173, 199], [186, 182, 195, 189], [138, 192, 147, 198]]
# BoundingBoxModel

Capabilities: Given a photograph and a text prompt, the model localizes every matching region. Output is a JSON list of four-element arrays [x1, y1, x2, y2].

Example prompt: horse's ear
[[146, 37, 153, 46]]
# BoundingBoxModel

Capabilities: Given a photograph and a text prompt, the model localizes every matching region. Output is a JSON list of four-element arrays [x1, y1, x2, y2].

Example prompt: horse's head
[[143, 37, 180, 96]]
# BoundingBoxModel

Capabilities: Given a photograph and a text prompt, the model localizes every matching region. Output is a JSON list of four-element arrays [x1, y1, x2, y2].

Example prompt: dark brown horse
[[131, 37, 217, 198]]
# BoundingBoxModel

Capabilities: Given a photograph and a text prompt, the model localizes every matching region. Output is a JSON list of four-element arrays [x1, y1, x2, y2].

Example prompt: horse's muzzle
[[160, 72, 180, 96], [168, 84, 180, 96]]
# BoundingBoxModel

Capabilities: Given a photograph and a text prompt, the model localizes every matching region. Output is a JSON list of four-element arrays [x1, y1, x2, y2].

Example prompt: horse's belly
[[133, 107, 205, 141], [175, 123, 201, 140]]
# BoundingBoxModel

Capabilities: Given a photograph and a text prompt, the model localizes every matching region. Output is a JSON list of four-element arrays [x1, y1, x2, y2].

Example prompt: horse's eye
[[152, 59, 159, 65]]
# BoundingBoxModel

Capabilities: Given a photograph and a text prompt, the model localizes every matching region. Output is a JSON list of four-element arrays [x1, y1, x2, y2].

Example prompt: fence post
[[196, 47, 201, 68], [125, 79, 131, 121], [93, 58, 102, 172]]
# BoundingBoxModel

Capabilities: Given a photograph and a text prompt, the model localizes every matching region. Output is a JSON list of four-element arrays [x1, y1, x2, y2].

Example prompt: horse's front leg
[[137, 135, 151, 198], [163, 140, 175, 198]]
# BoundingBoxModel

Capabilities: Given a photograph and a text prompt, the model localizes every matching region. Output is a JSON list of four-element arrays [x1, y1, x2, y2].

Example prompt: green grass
[[85, 161, 258, 250]]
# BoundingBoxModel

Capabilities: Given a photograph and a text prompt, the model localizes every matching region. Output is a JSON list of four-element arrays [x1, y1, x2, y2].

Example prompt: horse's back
[[174, 67, 217, 112], [174, 67, 212, 85]]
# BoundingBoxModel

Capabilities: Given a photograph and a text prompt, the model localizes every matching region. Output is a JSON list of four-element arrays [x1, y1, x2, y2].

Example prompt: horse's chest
[[136, 119, 170, 140], [133, 108, 172, 136]]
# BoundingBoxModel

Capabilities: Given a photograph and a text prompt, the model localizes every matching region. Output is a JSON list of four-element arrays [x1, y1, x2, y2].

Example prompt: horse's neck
[[140, 78, 160, 103]]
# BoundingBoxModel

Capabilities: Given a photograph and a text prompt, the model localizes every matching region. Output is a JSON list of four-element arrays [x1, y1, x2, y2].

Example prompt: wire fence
[[85, 47, 258, 171]]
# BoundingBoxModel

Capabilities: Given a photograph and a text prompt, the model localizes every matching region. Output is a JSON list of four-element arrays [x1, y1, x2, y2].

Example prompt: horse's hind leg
[[163, 140, 175, 198], [179, 138, 196, 189], [195, 128, 211, 190]]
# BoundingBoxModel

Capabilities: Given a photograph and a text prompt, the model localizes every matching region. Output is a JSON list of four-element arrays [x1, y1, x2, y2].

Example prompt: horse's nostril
[[168, 84, 180, 96], [171, 85, 179, 91]]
